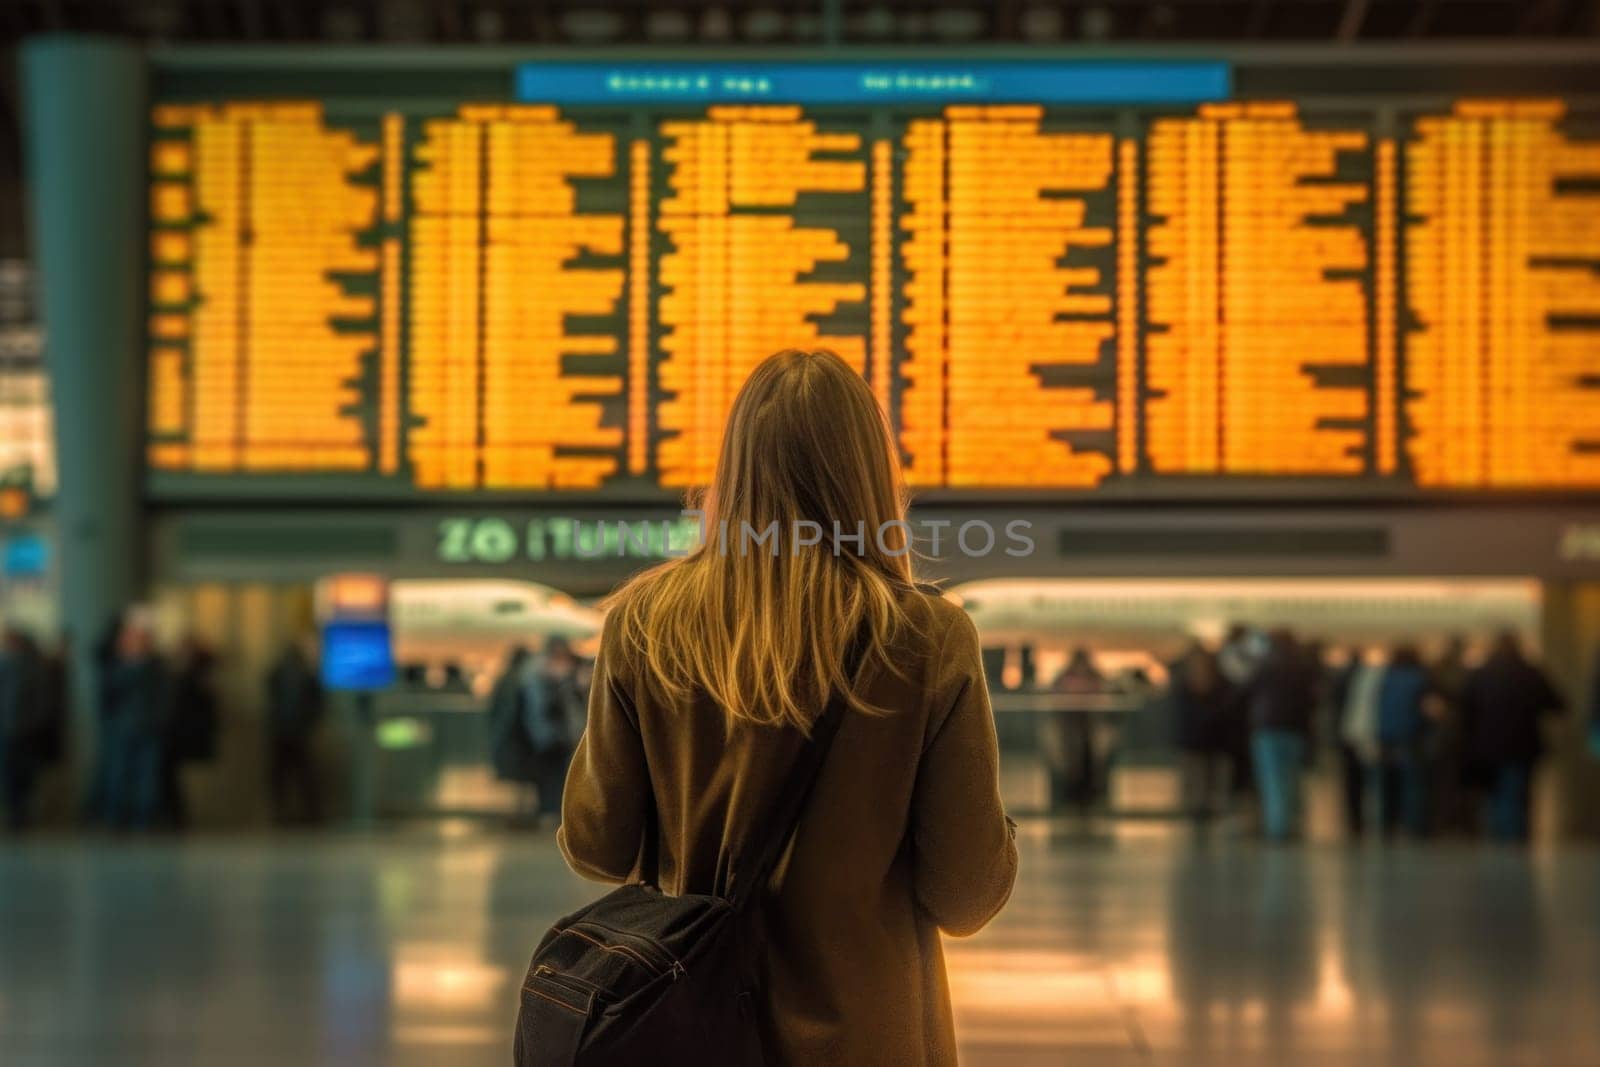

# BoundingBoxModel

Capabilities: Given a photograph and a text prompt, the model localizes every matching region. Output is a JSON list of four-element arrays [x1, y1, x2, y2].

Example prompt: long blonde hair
[[606, 349, 918, 731]]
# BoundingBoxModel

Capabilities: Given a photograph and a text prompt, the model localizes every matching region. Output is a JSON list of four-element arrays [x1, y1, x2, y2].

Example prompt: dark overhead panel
[[3, 1, 1599, 45]]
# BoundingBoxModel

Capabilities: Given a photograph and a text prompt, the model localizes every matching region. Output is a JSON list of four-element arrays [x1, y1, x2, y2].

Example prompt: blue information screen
[[2, 534, 49, 578], [320, 620, 397, 692]]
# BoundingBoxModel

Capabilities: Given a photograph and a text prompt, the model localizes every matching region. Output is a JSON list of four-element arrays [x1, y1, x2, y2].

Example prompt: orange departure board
[[1145, 102, 1370, 477], [145, 89, 1600, 499], [905, 106, 1116, 489], [408, 104, 624, 491], [1405, 100, 1600, 489], [656, 106, 867, 488], [148, 102, 377, 474]]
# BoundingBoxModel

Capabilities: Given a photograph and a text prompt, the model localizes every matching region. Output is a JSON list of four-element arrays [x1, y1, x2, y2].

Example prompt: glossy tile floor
[[2, 824, 1599, 1066]]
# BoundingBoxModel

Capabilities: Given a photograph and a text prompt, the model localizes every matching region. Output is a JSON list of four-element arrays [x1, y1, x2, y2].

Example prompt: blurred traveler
[[1218, 623, 1265, 798], [0, 626, 45, 829], [1043, 646, 1105, 810], [1054, 648, 1104, 692], [102, 613, 172, 831], [39, 635, 68, 771], [1426, 636, 1473, 834], [441, 661, 472, 694], [84, 613, 125, 824], [1218, 624, 1267, 686], [266, 636, 324, 825], [1302, 638, 1332, 724], [1431, 635, 1470, 704], [165, 637, 220, 828], [1339, 648, 1387, 838], [488, 644, 538, 816], [1017, 643, 1037, 691], [1330, 648, 1373, 837], [21, 635, 69, 818], [1170, 641, 1234, 825], [522, 634, 585, 824], [1460, 632, 1565, 842], [1245, 629, 1315, 842], [556, 350, 1016, 1064], [1114, 664, 1154, 695], [1374, 644, 1432, 839]]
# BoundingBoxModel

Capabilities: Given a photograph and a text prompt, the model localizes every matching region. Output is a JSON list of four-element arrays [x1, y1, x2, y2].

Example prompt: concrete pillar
[[21, 35, 147, 801]]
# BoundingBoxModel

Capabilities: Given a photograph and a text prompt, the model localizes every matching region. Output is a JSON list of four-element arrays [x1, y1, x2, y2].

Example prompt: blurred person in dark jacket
[[103, 613, 172, 831], [85, 613, 125, 824], [523, 634, 586, 824], [1329, 647, 1372, 837], [1170, 641, 1235, 826], [1426, 635, 1473, 834], [1431, 635, 1470, 704], [1043, 646, 1106, 810], [266, 636, 324, 825], [1339, 647, 1387, 838], [1246, 629, 1315, 843], [1374, 644, 1433, 839], [165, 637, 220, 828], [1302, 638, 1332, 715], [1218, 624, 1265, 687], [487, 644, 538, 818], [1218, 623, 1266, 799], [11, 632, 70, 824], [39, 634, 67, 770], [1460, 631, 1565, 842], [0, 626, 45, 829]]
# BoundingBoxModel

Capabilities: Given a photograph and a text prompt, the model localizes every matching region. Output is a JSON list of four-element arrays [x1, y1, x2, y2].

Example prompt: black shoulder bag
[[513, 693, 848, 1066]]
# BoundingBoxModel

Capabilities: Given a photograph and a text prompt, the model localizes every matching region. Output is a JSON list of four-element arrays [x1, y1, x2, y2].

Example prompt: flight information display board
[[143, 59, 1600, 499]]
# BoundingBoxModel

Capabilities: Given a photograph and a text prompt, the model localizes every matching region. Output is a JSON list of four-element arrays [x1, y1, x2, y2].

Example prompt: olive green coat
[[559, 589, 1018, 1065]]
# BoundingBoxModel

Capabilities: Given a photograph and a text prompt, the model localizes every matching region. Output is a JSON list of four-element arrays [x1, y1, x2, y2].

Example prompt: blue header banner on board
[[514, 61, 1230, 105]]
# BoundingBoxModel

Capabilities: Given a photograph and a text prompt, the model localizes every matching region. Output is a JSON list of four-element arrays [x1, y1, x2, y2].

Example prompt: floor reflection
[[0, 825, 1597, 1066]]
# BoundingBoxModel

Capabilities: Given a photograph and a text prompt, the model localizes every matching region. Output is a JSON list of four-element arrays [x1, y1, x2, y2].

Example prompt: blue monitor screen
[[321, 620, 396, 692]]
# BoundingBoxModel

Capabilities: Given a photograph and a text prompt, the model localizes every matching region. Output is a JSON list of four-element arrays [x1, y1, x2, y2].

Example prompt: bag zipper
[[570, 921, 681, 972], [526, 965, 598, 1014], [567, 921, 684, 977], [534, 965, 602, 997], [564, 926, 669, 977]]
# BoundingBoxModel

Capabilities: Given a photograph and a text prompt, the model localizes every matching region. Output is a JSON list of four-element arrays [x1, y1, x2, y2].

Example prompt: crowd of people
[[2, 607, 598, 832], [1167, 626, 1571, 843], [3, 607, 1594, 843], [0, 608, 326, 832]]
